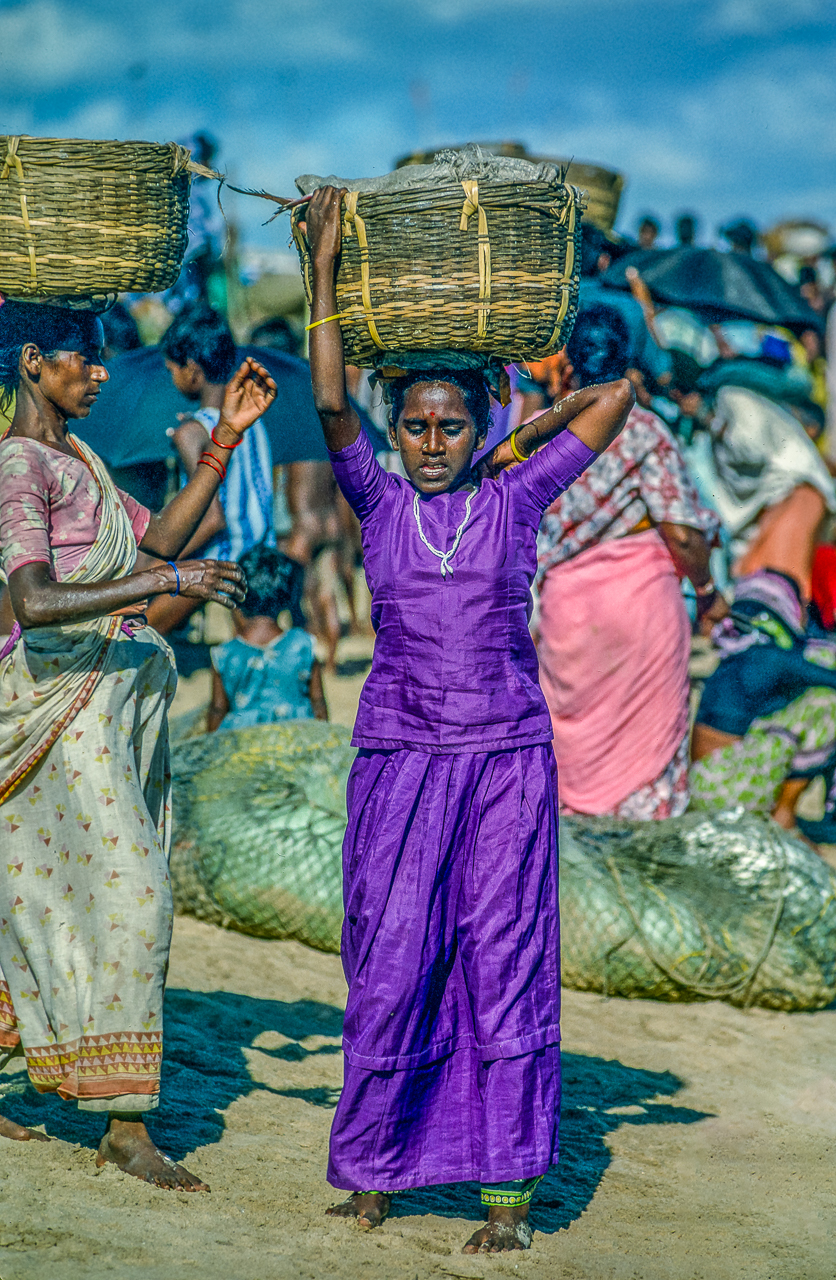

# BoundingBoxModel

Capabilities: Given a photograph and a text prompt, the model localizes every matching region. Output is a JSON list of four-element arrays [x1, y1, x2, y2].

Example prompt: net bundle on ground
[[170, 725, 836, 1011]]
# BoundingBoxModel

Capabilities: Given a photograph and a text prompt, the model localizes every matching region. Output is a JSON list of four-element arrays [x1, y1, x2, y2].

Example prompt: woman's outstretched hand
[[305, 186, 347, 264], [174, 559, 247, 608], [217, 358, 277, 442]]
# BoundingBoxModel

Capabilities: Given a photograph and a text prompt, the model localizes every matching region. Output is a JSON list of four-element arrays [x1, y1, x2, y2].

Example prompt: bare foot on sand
[[463, 1205, 533, 1253], [96, 1116, 209, 1191], [0, 1113, 50, 1143], [326, 1192, 391, 1229]]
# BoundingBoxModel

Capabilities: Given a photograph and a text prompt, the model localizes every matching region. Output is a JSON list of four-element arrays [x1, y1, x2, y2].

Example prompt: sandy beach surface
[[1, 631, 834, 1279], [2, 915, 834, 1280]]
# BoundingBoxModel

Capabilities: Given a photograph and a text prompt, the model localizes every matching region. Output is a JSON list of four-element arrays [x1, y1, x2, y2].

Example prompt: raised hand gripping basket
[[0, 136, 210, 302], [291, 176, 583, 366]]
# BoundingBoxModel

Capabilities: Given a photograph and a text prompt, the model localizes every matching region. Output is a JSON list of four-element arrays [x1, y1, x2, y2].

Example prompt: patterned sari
[[0, 438, 176, 1111]]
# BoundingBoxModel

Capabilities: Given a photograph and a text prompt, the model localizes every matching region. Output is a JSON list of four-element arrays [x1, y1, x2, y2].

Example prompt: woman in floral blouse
[[536, 306, 725, 819]]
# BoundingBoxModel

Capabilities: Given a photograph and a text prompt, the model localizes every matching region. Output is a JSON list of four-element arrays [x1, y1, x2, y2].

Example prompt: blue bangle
[[167, 561, 181, 597]]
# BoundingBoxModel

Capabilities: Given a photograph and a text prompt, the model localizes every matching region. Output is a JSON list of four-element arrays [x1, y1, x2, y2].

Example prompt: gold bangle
[[305, 312, 343, 331], [508, 429, 527, 464]]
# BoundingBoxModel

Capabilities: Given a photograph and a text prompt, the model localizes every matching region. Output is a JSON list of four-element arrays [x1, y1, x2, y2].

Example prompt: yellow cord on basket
[[305, 312, 343, 331], [508, 429, 527, 464]]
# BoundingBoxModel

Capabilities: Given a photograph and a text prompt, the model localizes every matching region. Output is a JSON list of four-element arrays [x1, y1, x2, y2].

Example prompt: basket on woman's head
[[0, 136, 218, 305], [291, 147, 585, 367]]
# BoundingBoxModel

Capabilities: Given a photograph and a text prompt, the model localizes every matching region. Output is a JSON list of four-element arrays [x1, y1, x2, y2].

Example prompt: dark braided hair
[[388, 369, 492, 439]]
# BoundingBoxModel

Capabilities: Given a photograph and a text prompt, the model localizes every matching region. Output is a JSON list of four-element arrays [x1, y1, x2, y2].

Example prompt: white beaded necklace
[[412, 488, 474, 579]]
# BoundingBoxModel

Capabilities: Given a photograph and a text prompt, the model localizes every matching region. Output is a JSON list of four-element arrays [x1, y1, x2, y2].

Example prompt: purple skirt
[[328, 745, 561, 1192]]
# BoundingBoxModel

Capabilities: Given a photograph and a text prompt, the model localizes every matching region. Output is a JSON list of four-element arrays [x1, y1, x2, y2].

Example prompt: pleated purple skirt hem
[[328, 745, 561, 1192]]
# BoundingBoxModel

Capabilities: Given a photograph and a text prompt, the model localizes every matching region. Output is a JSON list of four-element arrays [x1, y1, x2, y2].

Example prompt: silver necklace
[[412, 488, 474, 578]]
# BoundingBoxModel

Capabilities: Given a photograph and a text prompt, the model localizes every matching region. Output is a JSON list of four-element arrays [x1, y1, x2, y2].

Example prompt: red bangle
[[198, 451, 226, 480], [210, 425, 241, 450]]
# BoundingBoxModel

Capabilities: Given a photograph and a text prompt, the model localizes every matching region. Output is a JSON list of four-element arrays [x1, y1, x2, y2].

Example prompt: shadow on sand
[[0, 988, 709, 1229]]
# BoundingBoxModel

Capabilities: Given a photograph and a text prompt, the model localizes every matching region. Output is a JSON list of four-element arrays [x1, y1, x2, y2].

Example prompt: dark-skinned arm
[[139, 357, 275, 559], [305, 187, 362, 452], [309, 658, 328, 721], [166, 418, 228, 558], [656, 521, 729, 634], [7, 359, 277, 629], [478, 380, 635, 479], [207, 668, 231, 732]]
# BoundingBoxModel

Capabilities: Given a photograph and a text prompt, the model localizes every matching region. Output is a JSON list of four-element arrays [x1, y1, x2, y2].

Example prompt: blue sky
[[1, 0, 835, 250]]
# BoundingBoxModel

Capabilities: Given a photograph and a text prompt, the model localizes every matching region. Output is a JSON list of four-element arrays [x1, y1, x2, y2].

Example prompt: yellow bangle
[[305, 312, 343, 331], [508, 429, 528, 464]]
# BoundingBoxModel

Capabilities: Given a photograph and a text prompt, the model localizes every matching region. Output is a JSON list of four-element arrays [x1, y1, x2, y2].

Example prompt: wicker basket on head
[[397, 143, 624, 234], [0, 136, 211, 303], [291, 177, 584, 367]]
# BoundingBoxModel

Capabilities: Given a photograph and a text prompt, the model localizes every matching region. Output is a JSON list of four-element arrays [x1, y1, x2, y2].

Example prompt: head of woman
[[387, 370, 491, 494], [566, 304, 630, 390], [0, 299, 108, 422]]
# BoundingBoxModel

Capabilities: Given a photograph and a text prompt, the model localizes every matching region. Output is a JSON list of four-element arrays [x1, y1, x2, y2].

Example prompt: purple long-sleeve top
[[329, 427, 597, 752]]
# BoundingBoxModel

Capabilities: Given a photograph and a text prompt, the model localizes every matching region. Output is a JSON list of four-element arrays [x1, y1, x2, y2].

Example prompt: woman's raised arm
[[139, 357, 276, 560], [306, 187, 362, 453], [479, 378, 634, 478]]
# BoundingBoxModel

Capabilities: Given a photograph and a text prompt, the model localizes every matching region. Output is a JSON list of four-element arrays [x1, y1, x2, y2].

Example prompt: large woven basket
[[398, 143, 624, 234], [291, 178, 583, 367], [0, 136, 206, 302]]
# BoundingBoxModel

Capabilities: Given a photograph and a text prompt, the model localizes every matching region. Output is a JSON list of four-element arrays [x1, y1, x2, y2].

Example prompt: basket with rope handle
[[290, 178, 584, 367], [0, 136, 219, 303]]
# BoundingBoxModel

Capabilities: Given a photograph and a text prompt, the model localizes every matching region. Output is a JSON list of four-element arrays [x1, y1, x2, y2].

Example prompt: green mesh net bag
[[170, 727, 836, 1009], [559, 811, 836, 1011], [169, 722, 354, 952]]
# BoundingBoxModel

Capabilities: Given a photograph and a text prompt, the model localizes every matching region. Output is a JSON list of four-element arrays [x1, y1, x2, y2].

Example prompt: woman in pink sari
[[0, 298, 275, 1188], [536, 306, 724, 819]]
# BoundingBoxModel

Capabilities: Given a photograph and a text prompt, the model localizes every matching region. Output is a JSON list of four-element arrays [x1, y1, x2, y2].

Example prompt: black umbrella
[[600, 247, 822, 333], [74, 345, 387, 467]]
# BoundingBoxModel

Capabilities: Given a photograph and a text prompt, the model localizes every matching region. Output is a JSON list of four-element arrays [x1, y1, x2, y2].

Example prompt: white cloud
[[0, 0, 118, 86], [705, 0, 830, 35], [0, 0, 364, 91]]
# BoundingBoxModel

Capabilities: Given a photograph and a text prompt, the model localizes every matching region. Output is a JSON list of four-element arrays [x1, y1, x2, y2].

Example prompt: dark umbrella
[[600, 247, 822, 333], [74, 345, 387, 466]]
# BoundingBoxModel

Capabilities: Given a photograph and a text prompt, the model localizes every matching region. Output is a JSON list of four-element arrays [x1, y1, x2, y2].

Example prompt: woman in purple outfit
[[305, 187, 633, 1254]]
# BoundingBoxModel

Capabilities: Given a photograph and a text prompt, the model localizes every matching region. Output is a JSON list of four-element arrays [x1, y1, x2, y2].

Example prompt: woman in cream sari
[[0, 298, 275, 1189]]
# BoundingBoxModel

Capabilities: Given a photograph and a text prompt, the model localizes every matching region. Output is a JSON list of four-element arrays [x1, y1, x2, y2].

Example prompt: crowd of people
[[1, 176, 836, 1255]]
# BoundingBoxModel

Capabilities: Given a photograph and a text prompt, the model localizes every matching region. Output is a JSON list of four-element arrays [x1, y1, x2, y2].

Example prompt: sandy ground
[[1, 630, 835, 1279]]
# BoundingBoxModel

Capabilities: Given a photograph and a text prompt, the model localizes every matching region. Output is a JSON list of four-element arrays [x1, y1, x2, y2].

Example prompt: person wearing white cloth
[[704, 383, 836, 598]]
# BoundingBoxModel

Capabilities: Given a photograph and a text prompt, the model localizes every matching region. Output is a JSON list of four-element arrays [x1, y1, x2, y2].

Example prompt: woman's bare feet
[[0, 1112, 50, 1143], [463, 1205, 533, 1253], [95, 1115, 209, 1191], [326, 1191, 391, 1229]]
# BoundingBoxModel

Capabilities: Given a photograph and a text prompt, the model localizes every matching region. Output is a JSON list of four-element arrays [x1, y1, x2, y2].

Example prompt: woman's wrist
[[210, 419, 240, 450]]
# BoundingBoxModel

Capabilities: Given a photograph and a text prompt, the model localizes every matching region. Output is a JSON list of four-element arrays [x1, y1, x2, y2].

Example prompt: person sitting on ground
[[144, 302, 276, 634], [208, 541, 327, 730], [691, 570, 836, 845]]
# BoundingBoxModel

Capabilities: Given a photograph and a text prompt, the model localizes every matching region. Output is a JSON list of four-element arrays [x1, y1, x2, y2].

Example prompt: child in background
[[208, 542, 327, 730]]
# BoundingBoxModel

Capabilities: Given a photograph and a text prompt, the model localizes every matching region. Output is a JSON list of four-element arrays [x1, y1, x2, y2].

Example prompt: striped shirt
[[186, 407, 275, 561]]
